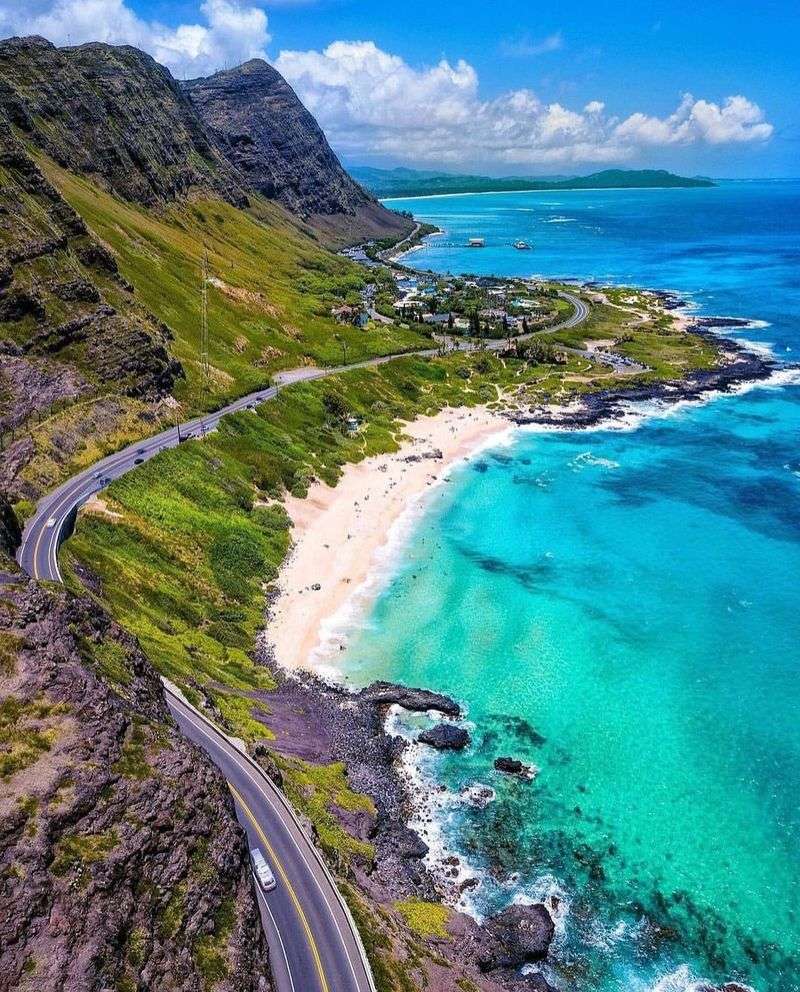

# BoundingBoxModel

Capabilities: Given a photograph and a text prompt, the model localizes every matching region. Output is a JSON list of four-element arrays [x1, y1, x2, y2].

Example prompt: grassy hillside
[[62, 287, 717, 726], [2, 156, 428, 500], [547, 286, 719, 378], [62, 354, 522, 697], [42, 160, 430, 409]]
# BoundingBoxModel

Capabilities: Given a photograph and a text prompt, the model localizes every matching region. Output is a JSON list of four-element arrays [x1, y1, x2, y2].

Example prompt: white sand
[[267, 405, 512, 673]]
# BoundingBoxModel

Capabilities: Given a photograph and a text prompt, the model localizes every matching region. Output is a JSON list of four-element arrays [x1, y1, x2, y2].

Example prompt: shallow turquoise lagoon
[[337, 182, 800, 991]]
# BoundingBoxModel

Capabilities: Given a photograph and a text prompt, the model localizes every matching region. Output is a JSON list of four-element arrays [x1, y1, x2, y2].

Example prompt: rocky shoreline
[[248, 638, 561, 991], [516, 319, 784, 431]]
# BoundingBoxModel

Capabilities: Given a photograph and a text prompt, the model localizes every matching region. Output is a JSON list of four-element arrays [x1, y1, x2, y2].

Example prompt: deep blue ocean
[[341, 182, 800, 992]]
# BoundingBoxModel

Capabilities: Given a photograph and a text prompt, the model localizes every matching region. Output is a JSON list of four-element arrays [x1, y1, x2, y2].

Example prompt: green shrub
[[395, 899, 451, 939]]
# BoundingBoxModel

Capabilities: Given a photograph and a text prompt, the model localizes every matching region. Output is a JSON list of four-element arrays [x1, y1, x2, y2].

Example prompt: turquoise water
[[340, 183, 800, 991]]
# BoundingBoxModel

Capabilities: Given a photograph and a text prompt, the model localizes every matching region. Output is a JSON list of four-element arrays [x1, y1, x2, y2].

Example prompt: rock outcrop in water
[[0, 572, 273, 992], [248, 645, 568, 991], [418, 723, 471, 750], [493, 756, 534, 777], [359, 680, 462, 717]]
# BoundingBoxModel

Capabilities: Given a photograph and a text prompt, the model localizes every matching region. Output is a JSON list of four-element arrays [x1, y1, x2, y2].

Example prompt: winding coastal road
[[164, 684, 374, 992], [18, 290, 588, 584], [17, 358, 434, 583], [16, 287, 590, 992], [375, 221, 422, 262]]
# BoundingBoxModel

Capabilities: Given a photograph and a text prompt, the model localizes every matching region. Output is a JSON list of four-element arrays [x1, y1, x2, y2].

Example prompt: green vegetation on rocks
[[278, 758, 376, 869], [51, 828, 118, 880], [194, 897, 236, 989], [0, 695, 69, 779], [394, 899, 451, 939]]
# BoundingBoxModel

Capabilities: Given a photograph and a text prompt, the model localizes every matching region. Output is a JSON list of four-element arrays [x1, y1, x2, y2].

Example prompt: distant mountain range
[[350, 166, 716, 199]]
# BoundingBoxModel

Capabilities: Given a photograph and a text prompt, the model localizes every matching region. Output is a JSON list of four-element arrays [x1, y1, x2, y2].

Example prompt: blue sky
[[6, 0, 798, 176]]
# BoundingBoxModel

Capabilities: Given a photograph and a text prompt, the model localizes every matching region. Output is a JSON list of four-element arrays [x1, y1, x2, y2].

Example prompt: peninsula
[[350, 166, 716, 199]]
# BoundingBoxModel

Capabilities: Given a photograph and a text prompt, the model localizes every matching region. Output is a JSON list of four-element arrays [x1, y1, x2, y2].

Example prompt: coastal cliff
[[1, 27, 785, 992], [0, 125, 183, 497], [0, 35, 410, 243], [0, 566, 273, 992], [0, 36, 246, 208], [0, 35, 423, 499], [182, 60, 412, 245]]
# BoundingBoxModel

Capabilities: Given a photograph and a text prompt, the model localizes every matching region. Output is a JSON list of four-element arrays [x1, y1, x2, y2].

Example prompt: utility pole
[[200, 247, 210, 434]]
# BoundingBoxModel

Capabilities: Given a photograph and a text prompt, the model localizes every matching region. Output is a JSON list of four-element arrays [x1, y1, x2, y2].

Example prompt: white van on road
[[251, 847, 277, 892]]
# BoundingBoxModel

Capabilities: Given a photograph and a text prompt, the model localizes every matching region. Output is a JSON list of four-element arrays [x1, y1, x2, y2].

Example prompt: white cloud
[[613, 92, 773, 147], [275, 41, 773, 167], [0, 6, 774, 166], [0, 0, 270, 77]]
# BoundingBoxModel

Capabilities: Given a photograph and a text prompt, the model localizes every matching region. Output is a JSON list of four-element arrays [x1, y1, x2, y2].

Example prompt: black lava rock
[[360, 680, 461, 717], [480, 903, 555, 969], [494, 756, 532, 776], [418, 724, 471, 750]]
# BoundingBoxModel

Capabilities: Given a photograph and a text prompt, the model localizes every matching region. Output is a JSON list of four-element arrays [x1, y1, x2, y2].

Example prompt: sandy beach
[[266, 405, 512, 673]]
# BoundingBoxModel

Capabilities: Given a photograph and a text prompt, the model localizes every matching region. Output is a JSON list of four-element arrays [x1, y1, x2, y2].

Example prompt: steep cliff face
[[0, 124, 183, 497], [0, 35, 245, 208], [182, 60, 412, 244], [0, 494, 20, 560], [0, 574, 273, 992], [0, 37, 409, 244]]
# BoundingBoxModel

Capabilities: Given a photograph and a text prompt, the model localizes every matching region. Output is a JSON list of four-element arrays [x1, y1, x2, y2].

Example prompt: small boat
[[467, 237, 485, 248], [514, 240, 532, 250]]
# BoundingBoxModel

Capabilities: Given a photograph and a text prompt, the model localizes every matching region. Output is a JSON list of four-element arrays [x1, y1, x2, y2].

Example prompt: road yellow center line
[[230, 783, 330, 992]]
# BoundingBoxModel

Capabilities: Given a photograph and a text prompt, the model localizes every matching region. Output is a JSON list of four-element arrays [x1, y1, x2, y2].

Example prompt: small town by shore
[[336, 234, 573, 342]]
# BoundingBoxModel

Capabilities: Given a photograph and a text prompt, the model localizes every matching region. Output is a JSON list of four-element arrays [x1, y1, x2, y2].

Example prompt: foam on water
[[568, 451, 621, 471], [383, 705, 491, 915]]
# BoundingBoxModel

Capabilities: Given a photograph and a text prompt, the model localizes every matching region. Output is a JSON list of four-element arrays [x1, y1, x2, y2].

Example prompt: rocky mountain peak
[[0, 37, 410, 242], [181, 60, 411, 241]]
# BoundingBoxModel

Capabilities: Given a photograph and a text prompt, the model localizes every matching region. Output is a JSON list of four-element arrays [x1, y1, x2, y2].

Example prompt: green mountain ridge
[[350, 166, 716, 198]]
